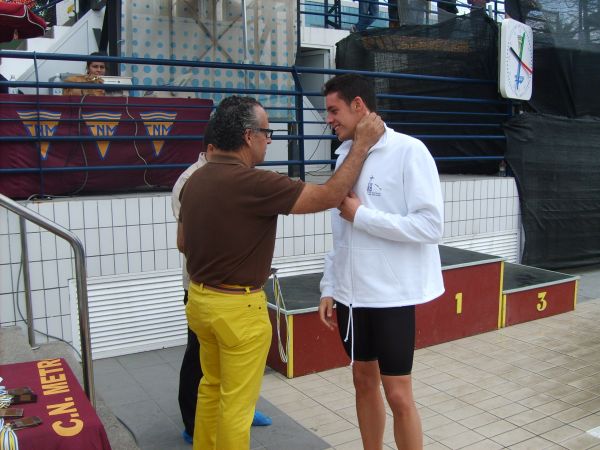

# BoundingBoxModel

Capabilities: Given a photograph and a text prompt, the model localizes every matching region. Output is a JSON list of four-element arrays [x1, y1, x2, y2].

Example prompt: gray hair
[[211, 96, 263, 151]]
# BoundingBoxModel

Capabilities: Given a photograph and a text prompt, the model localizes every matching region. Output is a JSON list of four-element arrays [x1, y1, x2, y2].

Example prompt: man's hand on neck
[[352, 112, 385, 152]]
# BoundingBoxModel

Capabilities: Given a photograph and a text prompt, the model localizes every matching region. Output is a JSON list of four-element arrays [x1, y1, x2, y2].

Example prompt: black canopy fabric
[[505, 113, 600, 269], [507, 0, 600, 117], [528, 43, 600, 118], [335, 12, 506, 174], [504, 0, 600, 268], [336, 1, 600, 268]]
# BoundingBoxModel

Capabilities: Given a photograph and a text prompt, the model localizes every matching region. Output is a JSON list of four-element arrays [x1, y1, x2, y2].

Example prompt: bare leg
[[381, 374, 423, 450], [353, 360, 386, 450]]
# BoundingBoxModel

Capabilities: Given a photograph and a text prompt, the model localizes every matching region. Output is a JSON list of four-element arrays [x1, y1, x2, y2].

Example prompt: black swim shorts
[[335, 302, 415, 376]]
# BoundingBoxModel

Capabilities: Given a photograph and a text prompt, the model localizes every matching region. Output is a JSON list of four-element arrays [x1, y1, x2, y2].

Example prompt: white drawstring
[[343, 304, 354, 366]]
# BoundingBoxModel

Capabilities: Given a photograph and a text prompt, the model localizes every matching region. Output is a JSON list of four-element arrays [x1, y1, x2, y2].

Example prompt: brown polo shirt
[[180, 154, 304, 287]]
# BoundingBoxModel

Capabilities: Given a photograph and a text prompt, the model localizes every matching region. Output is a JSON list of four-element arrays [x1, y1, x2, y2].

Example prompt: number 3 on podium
[[537, 291, 547, 311]]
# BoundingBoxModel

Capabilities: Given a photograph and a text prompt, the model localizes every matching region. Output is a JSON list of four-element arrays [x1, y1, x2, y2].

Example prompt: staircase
[[1, 8, 105, 91], [0, 326, 140, 450]]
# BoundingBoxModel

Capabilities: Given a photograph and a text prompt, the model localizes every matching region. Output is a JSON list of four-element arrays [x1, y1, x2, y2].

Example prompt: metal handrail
[[0, 193, 95, 408]]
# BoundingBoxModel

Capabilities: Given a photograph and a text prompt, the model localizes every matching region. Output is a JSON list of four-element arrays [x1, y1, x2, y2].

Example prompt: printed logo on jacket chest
[[366, 176, 382, 197]]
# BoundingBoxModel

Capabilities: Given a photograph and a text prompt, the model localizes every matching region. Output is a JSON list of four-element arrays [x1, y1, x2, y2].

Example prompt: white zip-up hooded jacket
[[320, 125, 444, 308]]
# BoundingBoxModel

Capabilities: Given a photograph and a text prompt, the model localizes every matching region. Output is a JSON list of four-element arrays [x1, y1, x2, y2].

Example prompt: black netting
[[505, 113, 600, 269], [335, 12, 506, 174], [336, 3, 600, 268], [528, 43, 600, 117], [507, 0, 600, 117], [505, 0, 600, 268], [506, 0, 600, 46]]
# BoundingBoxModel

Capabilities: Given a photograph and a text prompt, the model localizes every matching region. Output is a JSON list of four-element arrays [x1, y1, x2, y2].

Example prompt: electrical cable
[[25, 95, 90, 200], [271, 268, 289, 363], [68, 94, 90, 195], [124, 95, 153, 187], [11, 259, 82, 360], [304, 122, 336, 177]]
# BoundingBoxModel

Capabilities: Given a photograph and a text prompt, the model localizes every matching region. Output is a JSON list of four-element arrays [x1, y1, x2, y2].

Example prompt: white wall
[[0, 176, 520, 355]]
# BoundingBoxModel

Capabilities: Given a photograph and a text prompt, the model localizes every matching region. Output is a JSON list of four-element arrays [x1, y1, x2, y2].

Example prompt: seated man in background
[[63, 51, 106, 96]]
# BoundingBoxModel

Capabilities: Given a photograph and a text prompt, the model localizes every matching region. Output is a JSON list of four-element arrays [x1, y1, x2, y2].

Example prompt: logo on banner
[[17, 111, 62, 160], [139, 111, 177, 157], [81, 112, 123, 159]]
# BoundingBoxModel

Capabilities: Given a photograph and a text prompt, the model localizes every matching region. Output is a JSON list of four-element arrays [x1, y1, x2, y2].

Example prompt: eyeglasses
[[250, 128, 274, 139]]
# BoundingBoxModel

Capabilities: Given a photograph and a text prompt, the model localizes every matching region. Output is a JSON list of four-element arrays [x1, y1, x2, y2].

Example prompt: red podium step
[[501, 263, 578, 327], [264, 273, 348, 379], [415, 246, 504, 348], [265, 245, 505, 378]]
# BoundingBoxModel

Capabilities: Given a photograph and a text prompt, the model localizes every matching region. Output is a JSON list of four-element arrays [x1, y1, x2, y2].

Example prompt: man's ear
[[243, 128, 252, 146], [352, 96, 368, 113]]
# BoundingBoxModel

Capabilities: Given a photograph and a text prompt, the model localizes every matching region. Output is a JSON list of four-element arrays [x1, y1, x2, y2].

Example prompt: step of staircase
[[0, 326, 140, 450], [0, 326, 35, 364]]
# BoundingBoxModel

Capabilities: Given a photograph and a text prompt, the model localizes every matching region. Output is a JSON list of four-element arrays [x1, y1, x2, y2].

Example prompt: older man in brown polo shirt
[[179, 95, 383, 450]]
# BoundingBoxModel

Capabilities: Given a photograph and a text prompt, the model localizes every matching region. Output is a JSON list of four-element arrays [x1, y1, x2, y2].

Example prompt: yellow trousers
[[186, 282, 272, 450]]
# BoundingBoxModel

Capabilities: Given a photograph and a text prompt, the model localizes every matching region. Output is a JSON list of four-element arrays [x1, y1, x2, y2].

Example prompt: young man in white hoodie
[[319, 74, 445, 450]]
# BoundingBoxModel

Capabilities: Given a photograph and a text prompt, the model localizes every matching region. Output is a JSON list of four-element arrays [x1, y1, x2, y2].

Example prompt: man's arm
[[171, 155, 207, 254], [318, 248, 337, 330], [171, 155, 207, 220], [177, 221, 185, 253], [290, 112, 384, 214]]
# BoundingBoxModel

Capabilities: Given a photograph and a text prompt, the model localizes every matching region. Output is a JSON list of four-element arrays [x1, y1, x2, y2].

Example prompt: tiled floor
[[95, 296, 600, 449], [258, 299, 600, 450]]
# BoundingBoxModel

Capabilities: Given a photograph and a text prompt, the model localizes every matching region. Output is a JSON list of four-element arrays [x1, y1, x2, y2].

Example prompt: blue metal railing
[[300, 0, 505, 30], [0, 49, 509, 196]]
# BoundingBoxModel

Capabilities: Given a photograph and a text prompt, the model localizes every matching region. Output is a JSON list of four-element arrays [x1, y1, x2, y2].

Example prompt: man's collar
[[208, 152, 249, 167]]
